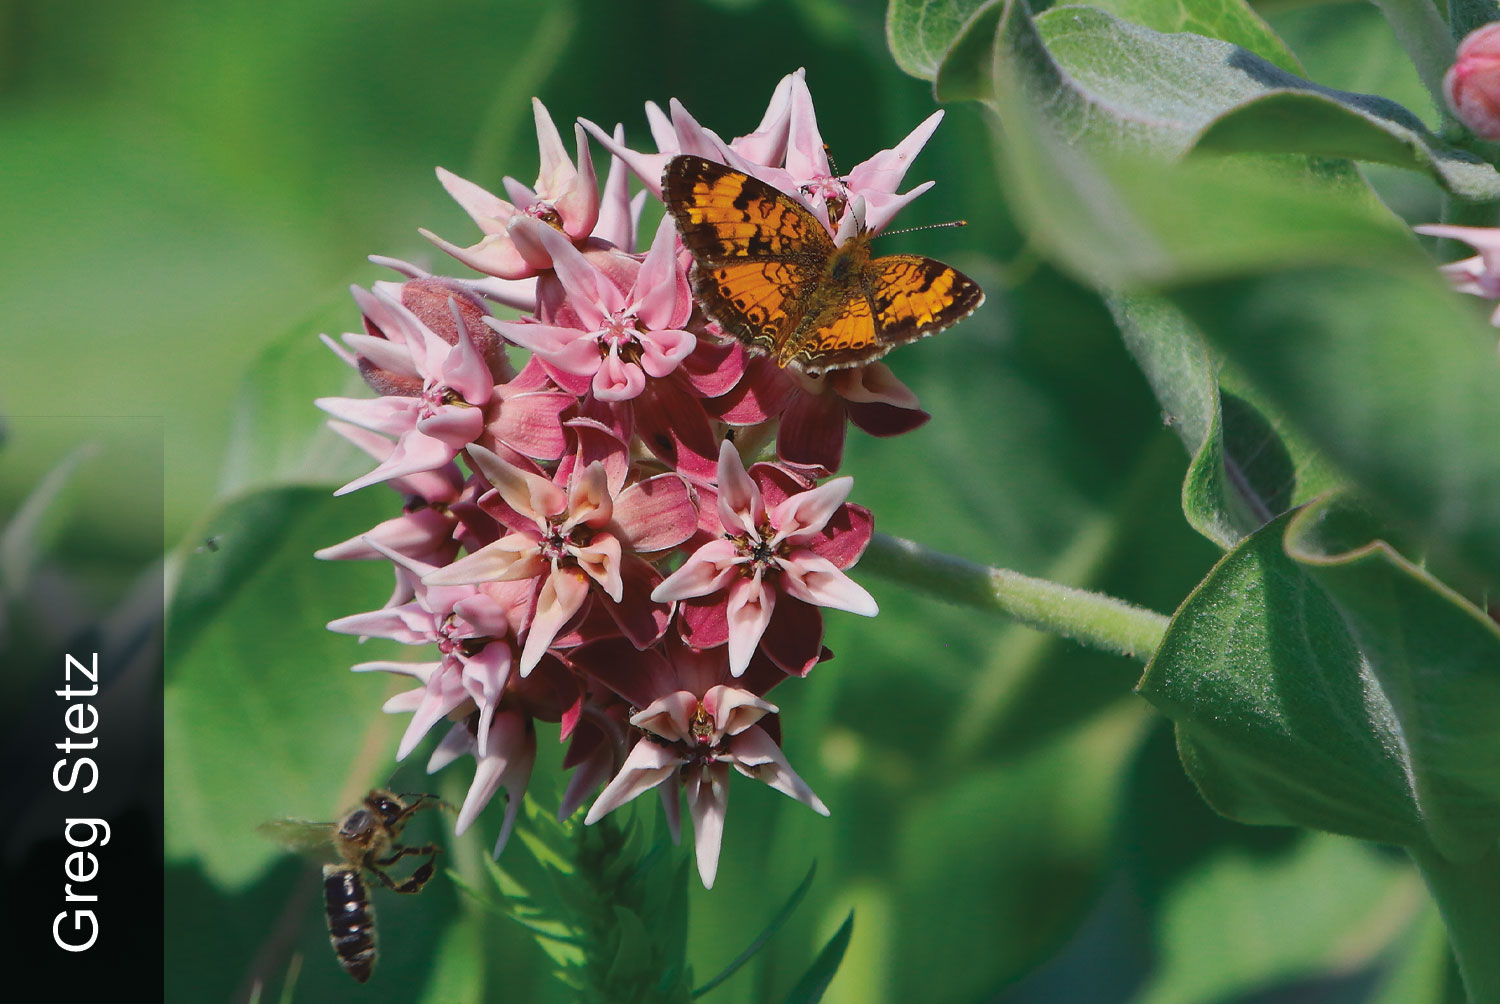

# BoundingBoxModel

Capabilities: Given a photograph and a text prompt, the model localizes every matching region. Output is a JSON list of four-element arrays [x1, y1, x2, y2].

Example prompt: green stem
[[859, 533, 1171, 663], [1369, 0, 1455, 114], [1410, 841, 1500, 1003]]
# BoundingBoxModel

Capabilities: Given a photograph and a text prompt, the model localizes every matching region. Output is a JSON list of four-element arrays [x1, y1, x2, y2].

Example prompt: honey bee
[[259, 789, 444, 983]]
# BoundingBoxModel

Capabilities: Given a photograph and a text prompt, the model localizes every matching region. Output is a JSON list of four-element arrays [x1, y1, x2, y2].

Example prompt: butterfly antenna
[[877, 220, 968, 239], [823, 143, 841, 179]]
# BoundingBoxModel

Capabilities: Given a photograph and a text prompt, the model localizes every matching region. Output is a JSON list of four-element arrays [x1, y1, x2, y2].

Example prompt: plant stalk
[[1369, 0, 1456, 115], [1410, 841, 1500, 1003], [859, 533, 1171, 663]]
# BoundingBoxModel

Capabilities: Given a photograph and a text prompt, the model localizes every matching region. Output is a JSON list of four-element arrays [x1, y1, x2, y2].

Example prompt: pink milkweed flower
[[368, 254, 538, 317], [652, 441, 877, 677], [421, 98, 600, 279], [495, 216, 728, 480], [579, 70, 801, 200], [328, 539, 529, 761], [709, 359, 929, 474], [491, 215, 696, 402], [317, 282, 497, 495], [422, 424, 697, 675], [1414, 223, 1500, 324], [317, 279, 574, 496], [775, 73, 944, 240], [313, 420, 465, 568], [429, 709, 537, 858], [778, 364, 930, 473], [1447, 25, 1500, 140], [388, 628, 579, 858], [575, 636, 826, 889]]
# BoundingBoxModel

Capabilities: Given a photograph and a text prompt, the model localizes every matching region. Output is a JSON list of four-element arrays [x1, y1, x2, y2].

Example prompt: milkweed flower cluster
[[316, 70, 945, 887]]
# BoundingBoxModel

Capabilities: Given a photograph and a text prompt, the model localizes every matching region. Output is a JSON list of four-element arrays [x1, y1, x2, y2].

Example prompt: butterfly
[[662, 154, 983, 374]]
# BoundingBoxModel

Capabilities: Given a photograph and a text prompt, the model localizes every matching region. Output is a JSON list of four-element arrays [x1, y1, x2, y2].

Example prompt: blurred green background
[[0, 0, 1463, 1000]]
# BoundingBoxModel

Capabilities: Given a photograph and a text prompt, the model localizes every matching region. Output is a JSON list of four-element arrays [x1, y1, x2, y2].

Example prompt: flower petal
[[726, 574, 775, 677], [584, 738, 685, 823], [725, 724, 829, 815], [779, 552, 879, 616], [651, 539, 741, 603], [684, 762, 730, 888], [714, 440, 763, 538], [614, 474, 698, 553], [768, 476, 852, 546], [519, 568, 591, 675], [467, 444, 567, 524]]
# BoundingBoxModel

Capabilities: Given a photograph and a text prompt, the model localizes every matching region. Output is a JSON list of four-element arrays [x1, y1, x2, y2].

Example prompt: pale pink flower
[[423, 425, 696, 674], [490, 216, 695, 402], [317, 282, 496, 495], [575, 637, 826, 888], [368, 254, 538, 317], [653, 441, 877, 676], [1415, 224, 1500, 324], [429, 710, 536, 857], [579, 70, 800, 200], [328, 540, 527, 761], [421, 99, 601, 279], [317, 279, 574, 496], [774, 74, 944, 240], [313, 420, 464, 569]]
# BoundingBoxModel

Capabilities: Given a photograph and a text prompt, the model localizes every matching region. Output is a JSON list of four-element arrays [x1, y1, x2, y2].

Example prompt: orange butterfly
[[663, 155, 982, 374]]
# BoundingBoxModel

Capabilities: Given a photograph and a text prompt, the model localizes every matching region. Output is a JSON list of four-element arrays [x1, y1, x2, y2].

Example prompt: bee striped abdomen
[[323, 865, 378, 983]]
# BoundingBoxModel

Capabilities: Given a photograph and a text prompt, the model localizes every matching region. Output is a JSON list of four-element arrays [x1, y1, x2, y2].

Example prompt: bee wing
[[257, 818, 339, 862]]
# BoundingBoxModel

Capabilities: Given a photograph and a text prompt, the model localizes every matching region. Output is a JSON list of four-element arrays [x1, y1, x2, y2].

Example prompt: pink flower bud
[[1447, 24, 1500, 140]]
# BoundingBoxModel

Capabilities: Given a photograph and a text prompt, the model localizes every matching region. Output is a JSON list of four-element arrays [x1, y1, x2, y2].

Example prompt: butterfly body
[[663, 155, 982, 374]]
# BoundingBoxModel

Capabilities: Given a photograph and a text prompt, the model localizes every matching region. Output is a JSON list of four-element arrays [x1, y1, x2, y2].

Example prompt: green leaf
[[1194, 90, 1500, 202], [949, 0, 1490, 203], [1138, 498, 1500, 862], [975, 2, 1406, 287], [1079, 0, 1299, 74], [782, 911, 853, 1004], [1165, 264, 1500, 589], [1451, 0, 1500, 42], [886, 0, 995, 82], [1108, 294, 1343, 549], [165, 486, 410, 886], [693, 863, 817, 997], [218, 299, 372, 499]]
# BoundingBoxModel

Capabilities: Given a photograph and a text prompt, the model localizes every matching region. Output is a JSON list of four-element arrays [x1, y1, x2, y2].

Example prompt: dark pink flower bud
[[1447, 24, 1500, 139]]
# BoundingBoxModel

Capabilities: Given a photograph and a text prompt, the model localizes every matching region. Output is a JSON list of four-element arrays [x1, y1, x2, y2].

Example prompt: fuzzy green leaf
[[1139, 498, 1500, 862], [1193, 90, 1500, 203], [1078, 0, 1299, 74], [887, 0, 995, 81], [1165, 265, 1500, 589], [1108, 293, 1342, 549]]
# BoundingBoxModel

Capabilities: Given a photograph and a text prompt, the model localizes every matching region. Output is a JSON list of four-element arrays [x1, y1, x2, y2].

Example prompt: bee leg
[[370, 843, 441, 894], [392, 793, 448, 824]]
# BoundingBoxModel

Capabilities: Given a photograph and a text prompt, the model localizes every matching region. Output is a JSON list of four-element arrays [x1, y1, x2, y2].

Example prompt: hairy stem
[[1410, 841, 1500, 1003], [1369, 0, 1455, 115], [859, 533, 1171, 663]]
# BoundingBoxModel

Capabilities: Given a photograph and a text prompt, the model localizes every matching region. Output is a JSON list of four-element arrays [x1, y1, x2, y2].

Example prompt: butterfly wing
[[779, 291, 878, 372], [663, 155, 834, 354], [692, 260, 821, 356], [663, 155, 836, 264], [863, 253, 983, 356]]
